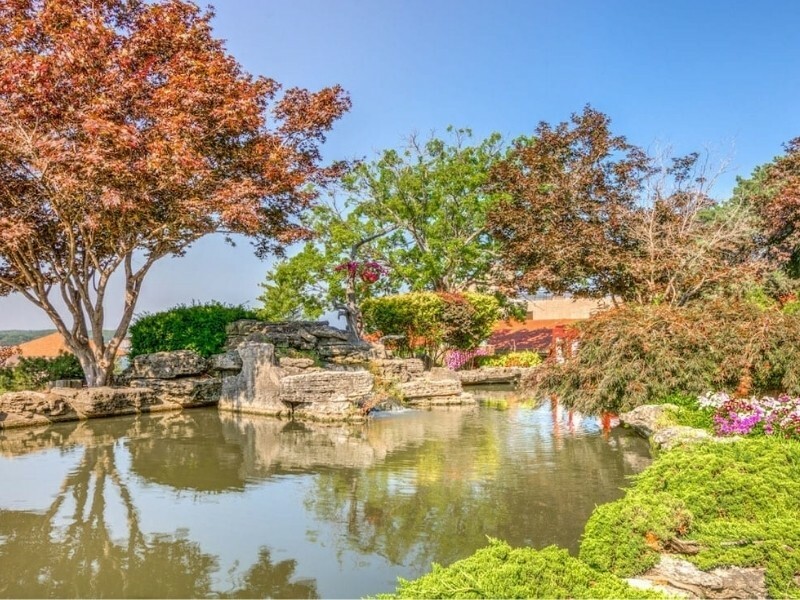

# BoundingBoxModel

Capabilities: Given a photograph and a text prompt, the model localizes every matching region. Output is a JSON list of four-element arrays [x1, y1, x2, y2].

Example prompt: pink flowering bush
[[697, 391, 800, 438], [445, 347, 491, 370]]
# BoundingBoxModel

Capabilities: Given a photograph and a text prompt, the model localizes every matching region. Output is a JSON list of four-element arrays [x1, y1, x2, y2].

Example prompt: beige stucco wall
[[526, 297, 609, 320]]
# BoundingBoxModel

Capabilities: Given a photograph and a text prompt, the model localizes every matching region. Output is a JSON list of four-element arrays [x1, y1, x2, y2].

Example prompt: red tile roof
[[5, 332, 129, 365], [488, 319, 580, 352], [14, 332, 72, 359]]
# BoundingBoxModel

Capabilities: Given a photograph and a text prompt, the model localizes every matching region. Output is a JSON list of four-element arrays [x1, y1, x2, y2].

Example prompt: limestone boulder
[[209, 351, 243, 373], [0, 390, 78, 429], [278, 357, 321, 375], [225, 319, 375, 365], [652, 426, 714, 450], [226, 320, 348, 351], [129, 377, 221, 407], [458, 367, 525, 385], [372, 358, 425, 383], [629, 555, 766, 599], [280, 371, 373, 421], [302, 322, 352, 342], [316, 341, 373, 365], [127, 350, 208, 380], [619, 403, 678, 437], [279, 357, 316, 369], [218, 342, 288, 417], [52, 387, 169, 418], [397, 378, 476, 406], [398, 378, 462, 400]]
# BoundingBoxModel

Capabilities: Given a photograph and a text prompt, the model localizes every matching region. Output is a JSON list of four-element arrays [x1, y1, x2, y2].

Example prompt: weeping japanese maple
[[0, 0, 350, 385]]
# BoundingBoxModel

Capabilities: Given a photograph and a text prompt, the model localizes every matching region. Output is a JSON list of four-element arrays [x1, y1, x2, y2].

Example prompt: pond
[[0, 396, 651, 598]]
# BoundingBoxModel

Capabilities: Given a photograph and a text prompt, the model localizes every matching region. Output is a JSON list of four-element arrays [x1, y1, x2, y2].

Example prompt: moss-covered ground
[[378, 436, 800, 599], [374, 539, 666, 599], [581, 437, 800, 598]]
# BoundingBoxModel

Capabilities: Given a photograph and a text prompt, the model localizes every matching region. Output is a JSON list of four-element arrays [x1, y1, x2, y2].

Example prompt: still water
[[0, 398, 651, 598]]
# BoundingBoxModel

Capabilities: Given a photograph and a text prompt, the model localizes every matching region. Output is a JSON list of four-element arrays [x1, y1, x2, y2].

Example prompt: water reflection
[[128, 412, 247, 492], [0, 404, 650, 598], [219, 406, 475, 475], [0, 415, 317, 599]]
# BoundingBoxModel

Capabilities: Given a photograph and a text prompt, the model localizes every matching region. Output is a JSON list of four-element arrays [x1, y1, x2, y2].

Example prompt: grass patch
[[579, 437, 800, 598], [653, 393, 715, 431], [375, 539, 666, 599]]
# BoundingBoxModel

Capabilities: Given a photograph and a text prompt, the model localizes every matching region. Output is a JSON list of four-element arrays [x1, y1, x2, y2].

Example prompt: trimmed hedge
[[129, 302, 259, 358]]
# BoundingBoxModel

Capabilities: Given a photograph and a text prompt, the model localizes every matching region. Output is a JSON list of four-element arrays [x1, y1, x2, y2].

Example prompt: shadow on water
[[0, 402, 650, 598]]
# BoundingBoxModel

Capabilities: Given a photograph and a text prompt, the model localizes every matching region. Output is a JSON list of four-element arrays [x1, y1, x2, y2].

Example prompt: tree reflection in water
[[0, 413, 318, 599], [305, 405, 650, 571], [0, 403, 649, 598]]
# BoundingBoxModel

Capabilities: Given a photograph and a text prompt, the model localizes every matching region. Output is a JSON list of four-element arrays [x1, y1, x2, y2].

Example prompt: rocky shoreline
[[0, 320, 483, 430]]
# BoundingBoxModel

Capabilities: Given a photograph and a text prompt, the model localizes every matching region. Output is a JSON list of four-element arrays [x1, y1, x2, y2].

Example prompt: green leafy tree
[[258, 202, 396, 339], [259, 129, 507, 327], [348, 128, 506, 292]]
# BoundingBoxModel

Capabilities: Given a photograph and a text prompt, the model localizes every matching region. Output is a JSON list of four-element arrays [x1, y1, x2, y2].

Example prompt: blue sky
[[2, 0, 799, 329]]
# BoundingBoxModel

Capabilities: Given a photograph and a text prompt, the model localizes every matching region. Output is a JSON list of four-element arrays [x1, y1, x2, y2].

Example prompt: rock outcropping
[[1, 322, 482, 429], [397, 379, 475, 406], [124, 349, 222, 408], [627, 555, 766, 599], [226, 320, 373, 365], [218, 342, 372, 421], [371, 358, 475, 406], [372, 358, 425, 383], [218, 342, 287, 417], [0, 387, 176, 429], [457, 366, 536, 386], [619, 404, 726, 451], [282, 371, 373, 420]]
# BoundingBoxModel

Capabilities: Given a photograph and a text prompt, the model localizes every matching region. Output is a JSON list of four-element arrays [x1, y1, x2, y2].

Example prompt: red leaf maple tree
[[754, 138, 800, 268], [0, 0, 350, 385]]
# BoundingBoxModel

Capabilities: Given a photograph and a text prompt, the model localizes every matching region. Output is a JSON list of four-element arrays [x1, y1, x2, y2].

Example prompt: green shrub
[[14, 353, 84, 389], [580, 438, 800, 598], [377, 538, 665, 599], [530, 299, 800, 415], [129, 302, 259, 358], [362, 292, 501, 363], [479, 350, 542, 368], [0, 366, 25, 392]]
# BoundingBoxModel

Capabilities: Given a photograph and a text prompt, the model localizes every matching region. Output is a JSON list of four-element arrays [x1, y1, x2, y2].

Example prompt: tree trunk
[[343, 285, 362, 343], [70, 342, 113, 387]]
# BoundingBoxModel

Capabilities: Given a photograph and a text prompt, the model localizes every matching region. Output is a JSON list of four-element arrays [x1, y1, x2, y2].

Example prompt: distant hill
[[0, 330, 117, 347], [0, 330, 56, 346]]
